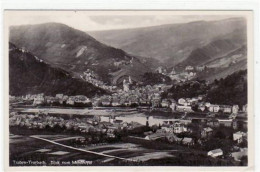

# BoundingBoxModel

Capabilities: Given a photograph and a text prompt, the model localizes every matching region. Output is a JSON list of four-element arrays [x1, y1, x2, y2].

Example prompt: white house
[[173, 122, 188, 133], [178, 98, 186, 105], [176, 105, 193, 112], [100, 116, 110, 123], [242, 104, 247, 112], [66, 97, 75, 105], [185, 66, 194, 71], [161, 124, 174, 133], [207, 149, 223, 158], [33, 96, 45, 105], [74, 95, 91, 104], [170, 102, 176, 111], [232, 105, 239, 114], [221, 105, 232, 113], [233, 131, 246, 143], [205, 102, 211, 108], [161, 99, 170, 107], [209, 105, 220, 113], [56, 94, 64, 99], [198, 104, 206, 112], [182, 137, 194, 146], [231, 148, 248, 161]]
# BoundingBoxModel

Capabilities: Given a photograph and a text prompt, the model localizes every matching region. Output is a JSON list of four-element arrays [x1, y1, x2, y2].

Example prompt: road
[[30, 135, 136, 162]]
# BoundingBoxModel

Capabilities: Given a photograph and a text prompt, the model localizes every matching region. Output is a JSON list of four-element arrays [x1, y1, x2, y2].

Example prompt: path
[[30, 135, 136, 162]]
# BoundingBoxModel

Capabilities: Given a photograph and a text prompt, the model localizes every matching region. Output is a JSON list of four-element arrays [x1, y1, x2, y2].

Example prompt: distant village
[[155, 65, 200, 82], [9, 67, 248, 163], [10, 69, 247, 114]]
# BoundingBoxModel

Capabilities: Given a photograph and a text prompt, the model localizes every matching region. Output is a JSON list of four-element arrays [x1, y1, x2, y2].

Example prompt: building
[[166, 133, 182, 143], [207, 149, 223, 158], [218, 119, 233, 127], [33, 96, 45, 105], [56, 94, 64, 99], [139, 98, 149, 106], [207, 119, 219, 128], [233, 131, 247, 143], [145, 133, 165, 141], [127, 121, 143, 130], [170, 102, 176, 111], [100, 116, 110, 122], [101, 98, 111, 106], [161, 99, 170, 107], [155, 66, 166, 74], [209, 105, 220, 113], [161, 124, 174, 133], [197, 95, 204, 101], [231, 148, 248, 161], [74, 95, 91, 104], [185, 66, 194, 71], [220, 105, 232, 113], [178, 98, 186, 105], [151, 97, 161, 107], [176, 105, 193, 112], [169, 68, 176, 75], [198, 104, 206, 112], [173, 121, 188, 133], [201, 127, 213, 138], [66, 97, 75, 105], [242, 104, 247, 112], [182, 137, 194, 146], [111, 99, 120, 106], [232, 119, 238, 130], [129, 96, 139, 105], [232, 105, 239, 114], [196, 65, 205, 71], [205, 102, 211, 108], [123, 79, 130, 92]]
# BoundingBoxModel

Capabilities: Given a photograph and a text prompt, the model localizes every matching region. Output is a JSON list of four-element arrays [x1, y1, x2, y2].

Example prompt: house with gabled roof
[[182, 137, 194, 146], [207, 149, 223, 158], [201, 127, 213, 139], [233, 131, 247, 143]]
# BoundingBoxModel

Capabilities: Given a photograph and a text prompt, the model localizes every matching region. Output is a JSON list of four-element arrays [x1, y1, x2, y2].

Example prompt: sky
[[6, 11, 243, 31]]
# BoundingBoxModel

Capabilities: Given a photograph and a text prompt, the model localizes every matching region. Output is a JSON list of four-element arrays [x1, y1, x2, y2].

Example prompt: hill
[[162, 69, 247, 107], [179, 39, 238, 67], [88, 18, 247, 67], [9, 42, 107, 96], [206, 70, 247, 107], [195, 45, 247, 82], [9, 23, 151, 85]]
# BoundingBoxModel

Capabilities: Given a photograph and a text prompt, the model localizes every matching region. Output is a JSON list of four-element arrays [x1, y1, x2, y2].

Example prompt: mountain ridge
[[88, 17, 247, 66], [10, 22, 151, 85], [9, 42, 107, 96]]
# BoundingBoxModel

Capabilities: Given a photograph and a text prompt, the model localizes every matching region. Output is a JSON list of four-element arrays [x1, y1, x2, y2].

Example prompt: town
[[9, 72, 248, 166]]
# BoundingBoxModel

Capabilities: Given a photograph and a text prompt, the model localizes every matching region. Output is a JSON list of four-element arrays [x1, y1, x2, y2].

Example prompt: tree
[[191, 104, 199, 112], [151, 125, 158, 132], [240, 156, 248, 166]]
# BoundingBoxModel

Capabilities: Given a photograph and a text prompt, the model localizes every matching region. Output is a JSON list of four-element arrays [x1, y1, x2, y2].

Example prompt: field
[[9, 125, 240, 166], [10, 124, 190, 166], [9, 134, 106, 166], [10, 133, 180, 166]]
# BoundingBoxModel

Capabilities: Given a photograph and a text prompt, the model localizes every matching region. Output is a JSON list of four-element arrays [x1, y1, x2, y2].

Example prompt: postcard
[[4, 10, 254, 171]]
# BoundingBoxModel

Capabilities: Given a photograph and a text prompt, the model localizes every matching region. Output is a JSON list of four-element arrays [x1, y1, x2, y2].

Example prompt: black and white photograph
[[4, 10, 253, 169]]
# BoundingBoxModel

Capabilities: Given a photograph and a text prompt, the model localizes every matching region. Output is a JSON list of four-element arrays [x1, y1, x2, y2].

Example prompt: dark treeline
[[161, 80, 209, 100], [142, 72, 172, 86], [162, 70, 247, 107], [206, 70, 247, 107]]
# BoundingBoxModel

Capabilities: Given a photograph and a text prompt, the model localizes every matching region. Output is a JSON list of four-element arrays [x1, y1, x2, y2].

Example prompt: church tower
[[123, 79, 129, 92]]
